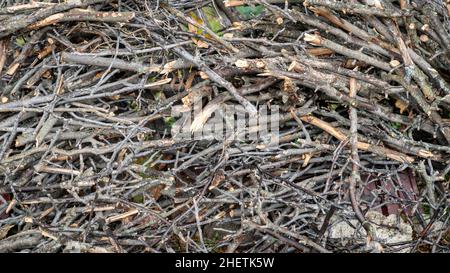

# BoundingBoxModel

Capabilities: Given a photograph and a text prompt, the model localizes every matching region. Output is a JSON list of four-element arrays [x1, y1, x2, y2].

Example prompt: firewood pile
[[0, 0, 449, 253]]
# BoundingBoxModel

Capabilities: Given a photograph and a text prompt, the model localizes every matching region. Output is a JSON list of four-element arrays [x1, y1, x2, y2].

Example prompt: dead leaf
[[149, 184, 166, 200], [0, 224, 13, 240], [208, 172, 225, 190], [184, 71, 197, 90], [395, 99, 409, 114], [187, 12, 209, 48]]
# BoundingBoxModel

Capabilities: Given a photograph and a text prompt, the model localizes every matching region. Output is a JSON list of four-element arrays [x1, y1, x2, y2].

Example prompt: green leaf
[[392, 122, 401, 130], [15, 36, 26, 47], [129, 100, 139, 111], [164, 117, 176, 128], [153, 90, 163, 101], [148, 75, 158, 83], [202, 6, 222, 34], [236, 5, 265, 19], [329, 104, 339, 111], [132, 194, 144, 204]]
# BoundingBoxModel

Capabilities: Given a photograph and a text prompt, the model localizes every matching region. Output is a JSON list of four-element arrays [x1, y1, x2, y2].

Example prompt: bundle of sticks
[[0, 0, 448, 253]]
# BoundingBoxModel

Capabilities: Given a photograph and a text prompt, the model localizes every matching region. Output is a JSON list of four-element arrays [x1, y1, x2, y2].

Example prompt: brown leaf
[[208, 172, 225, 190], [0, 224, 13, 240], [184, 71, 197, 90], [149, 184, 166, 200], [187, 13, 209, 48], [395, 99, 409, 114]]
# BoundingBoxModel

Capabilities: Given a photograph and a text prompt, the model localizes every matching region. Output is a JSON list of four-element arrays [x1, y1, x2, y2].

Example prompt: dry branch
[[0, 0, 448, 254]]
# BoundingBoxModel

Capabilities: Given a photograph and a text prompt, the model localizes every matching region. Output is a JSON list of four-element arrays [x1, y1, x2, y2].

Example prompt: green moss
[[421, 203, 431, 220], [203, 231, 222, 252], [132, 194, 144, 204]]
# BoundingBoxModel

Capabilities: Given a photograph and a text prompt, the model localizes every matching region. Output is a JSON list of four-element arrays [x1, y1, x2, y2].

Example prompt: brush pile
[[0, 0, 449, 253]]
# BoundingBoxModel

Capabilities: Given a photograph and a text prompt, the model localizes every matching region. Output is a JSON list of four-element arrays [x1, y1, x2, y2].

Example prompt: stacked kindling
[[0, 0, 449, 253]]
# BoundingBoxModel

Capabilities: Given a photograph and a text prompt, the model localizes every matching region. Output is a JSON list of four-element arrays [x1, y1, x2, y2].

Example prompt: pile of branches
[[0, 0, 449, 253]]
